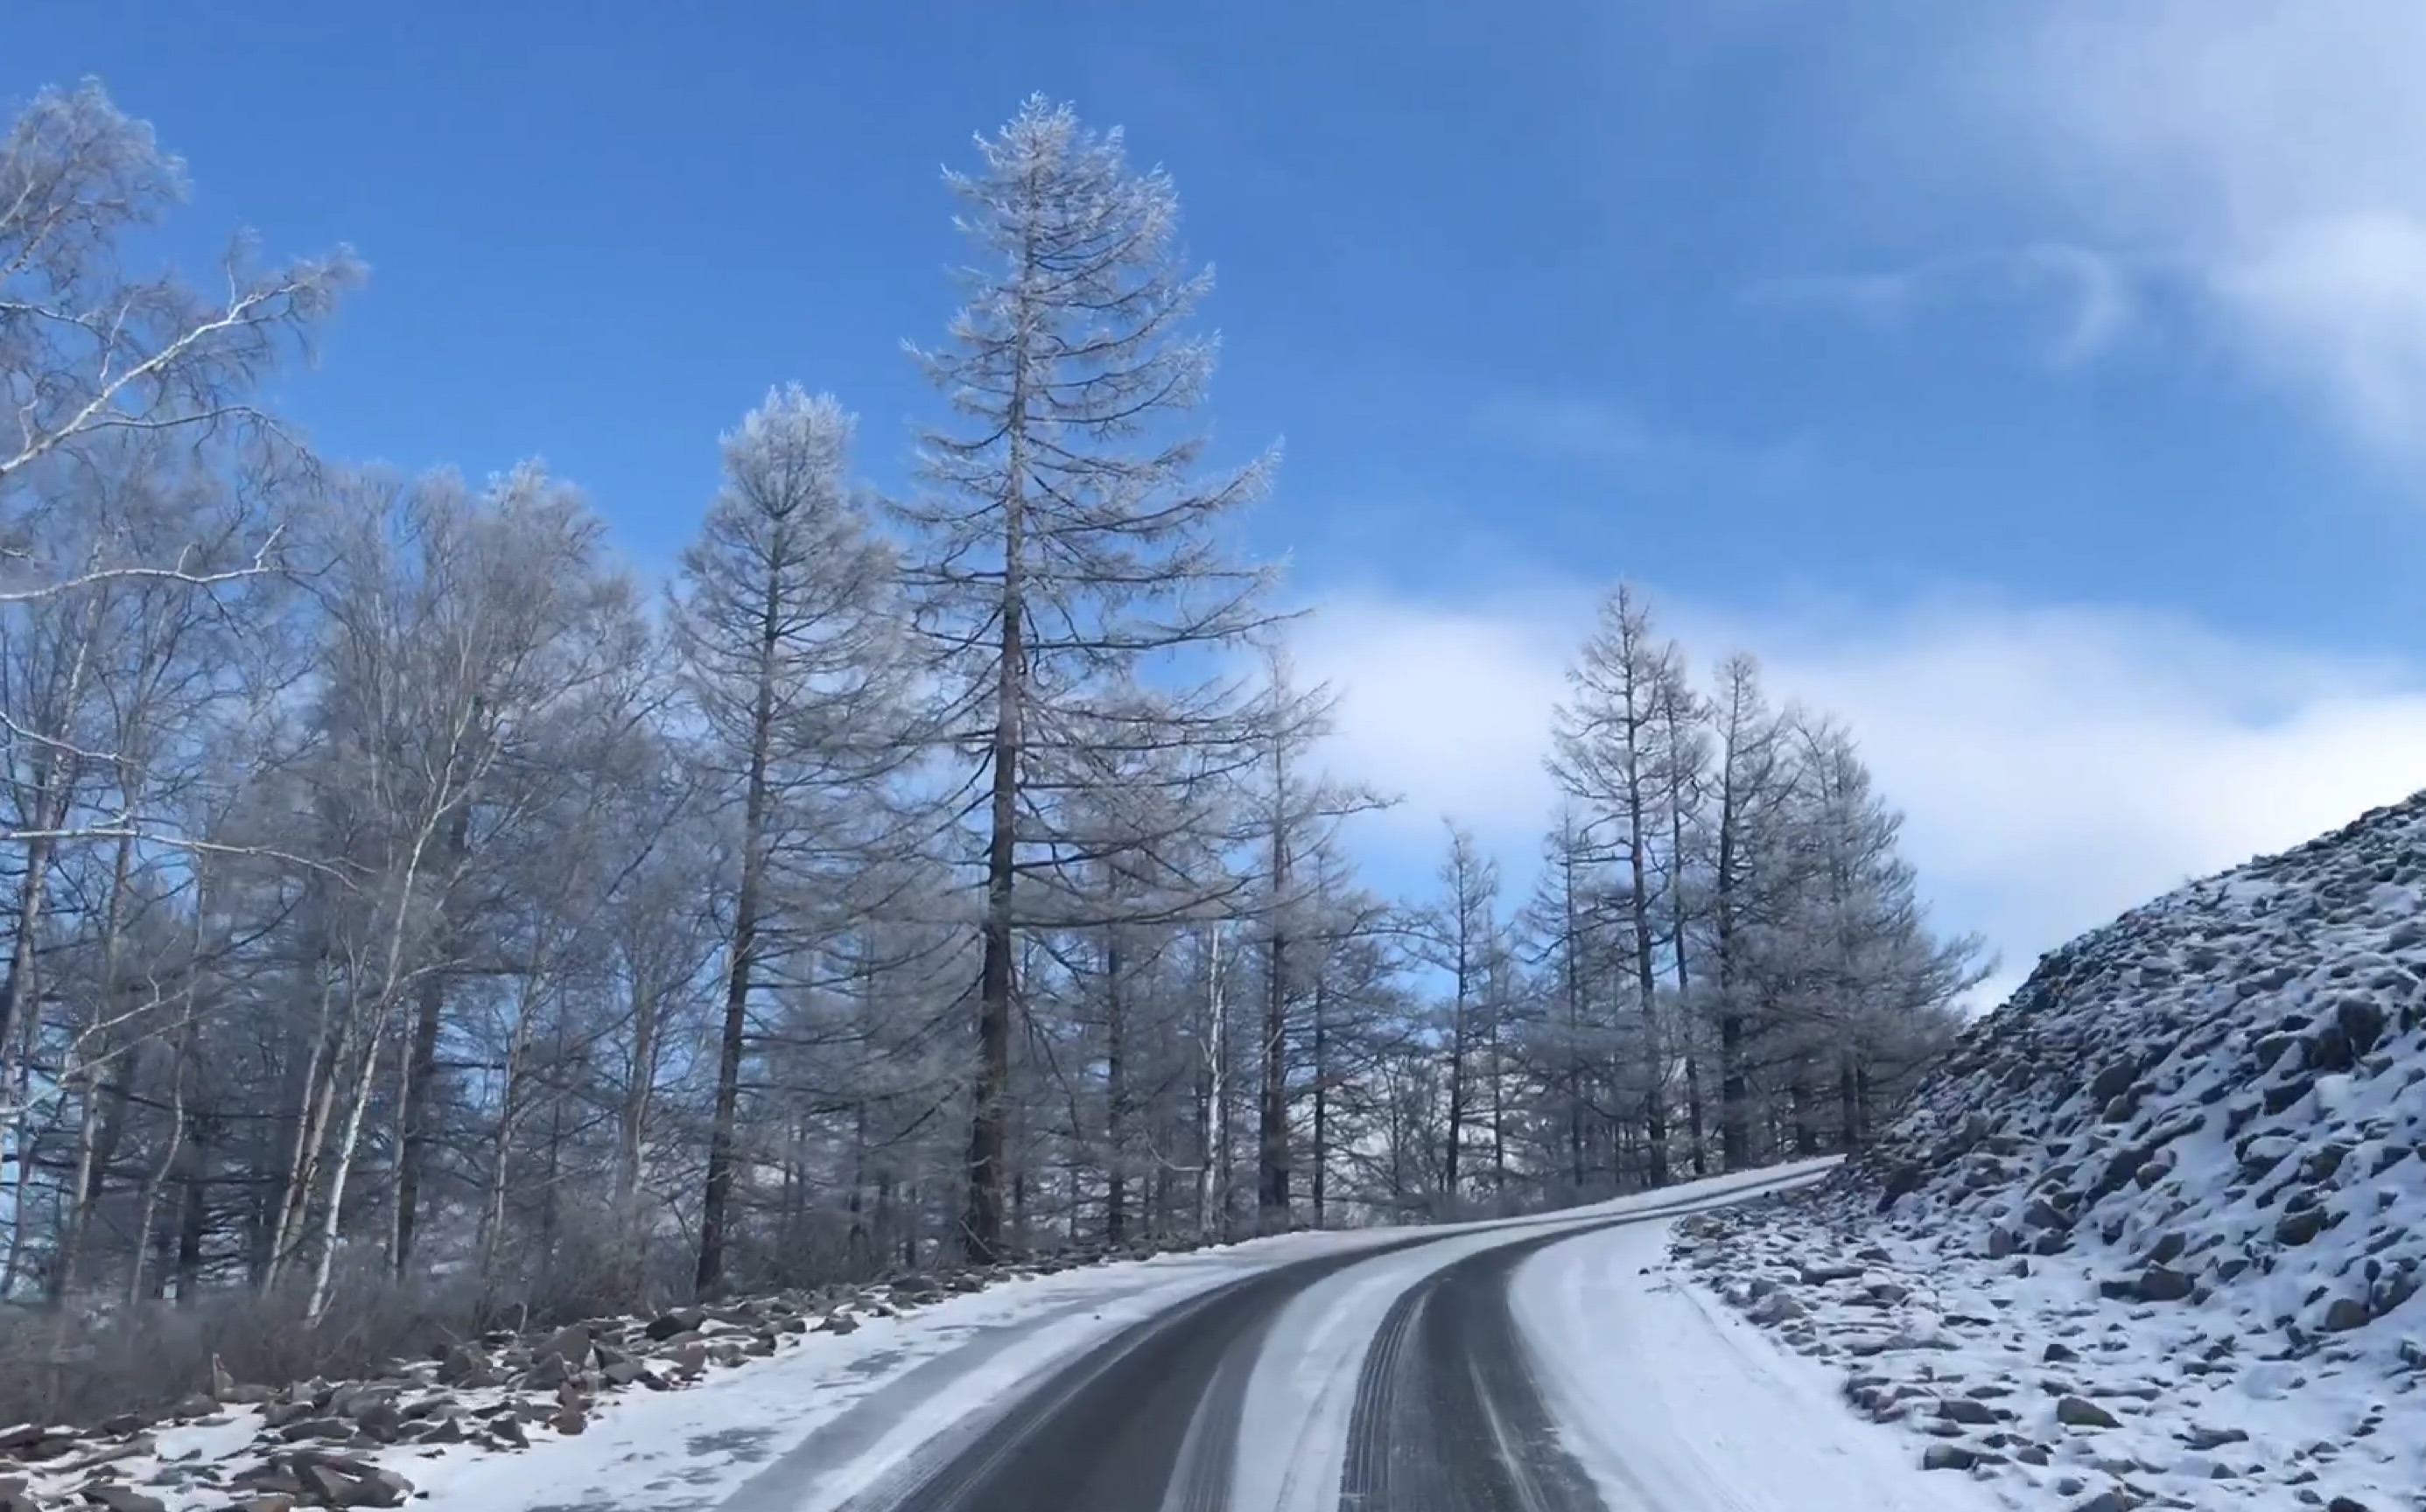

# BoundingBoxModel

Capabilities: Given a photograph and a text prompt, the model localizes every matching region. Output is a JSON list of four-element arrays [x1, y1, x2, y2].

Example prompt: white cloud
[[1748, 244, 2134, 368], [1475, 396, 1671, 466], [1472, 394, 1812, 486], [1295, 581, 2426, 998], [1906, 0, 2426, 455], [1293, 587, 1580, 847]]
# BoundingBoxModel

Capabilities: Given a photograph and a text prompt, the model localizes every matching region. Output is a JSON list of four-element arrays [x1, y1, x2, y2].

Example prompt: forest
[[0, 80, 1983, 1392]]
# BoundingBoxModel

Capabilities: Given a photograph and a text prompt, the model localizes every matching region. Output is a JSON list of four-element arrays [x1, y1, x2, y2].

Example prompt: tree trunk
[[1195, 924, 1224, 1239], [963, 369, 1031, 1267], [305, 1006, 394, 1321], [1486, 974, 1508, 1208], [54, 1058, 110, 1301], [1104, 929, 1128, 1247], [477, 971, 542, 1287], [698, 568, 782, 1296], [1626, 830, 1667, 1186], [174, 1125, 209, 1302], [1257, 795, 1291, 1233], [263, 967, 343, 1292], [56, 809, 145, 1298], [1309, 970, 1329, 1228], [1789, 1056, 1816, 1158], [1714, 784, 1749, 1172], [615, 981, 661, 1281], [0, 602, 99, 1086], [393, 776, 476, 1277], [128, 1030, 192, 1306], [0, 1049, 37, 1294], [307, 787, 452, 1322]]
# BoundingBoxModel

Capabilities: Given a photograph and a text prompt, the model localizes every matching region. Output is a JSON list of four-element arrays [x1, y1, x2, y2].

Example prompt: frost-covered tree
[[1549, 584, 1693, 1185], [898, 97, 1281, 1263], [1420, 822, 1500, 1207], [1706, 653, 1791, 1170], [0, 80, 357, 1075], [671, 386, 908, 1294], [1238, 648, 1386, 1232]]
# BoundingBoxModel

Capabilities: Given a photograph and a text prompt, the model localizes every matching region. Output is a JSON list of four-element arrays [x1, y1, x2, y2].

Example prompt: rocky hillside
[[1863, 791, 2426, 1340], [1675, 791, 2426, 1511]]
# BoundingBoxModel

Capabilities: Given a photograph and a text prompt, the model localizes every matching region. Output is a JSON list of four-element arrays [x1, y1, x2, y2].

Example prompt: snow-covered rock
[[1681, 791, 2426, 1511]]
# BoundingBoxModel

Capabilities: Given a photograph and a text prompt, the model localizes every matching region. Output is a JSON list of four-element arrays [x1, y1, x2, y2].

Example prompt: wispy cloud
[[1746, 243, 2135, 368], [1297, 578, 2426, 1002], [1473, 395, 1811, 485], [1858, 0, 2426, 460]]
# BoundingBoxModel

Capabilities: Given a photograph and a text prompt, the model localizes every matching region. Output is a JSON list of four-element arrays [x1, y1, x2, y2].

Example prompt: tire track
[[1337, 1224, 1610, 1512], [838, 1237, 1442, 1512], [827, 1169, 1827, 1512], [1336, 1172, 1834, 1512]]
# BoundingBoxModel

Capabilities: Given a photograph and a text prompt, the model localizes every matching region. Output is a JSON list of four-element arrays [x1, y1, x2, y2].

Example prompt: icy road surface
[[391, 1161, 1990, 1512]]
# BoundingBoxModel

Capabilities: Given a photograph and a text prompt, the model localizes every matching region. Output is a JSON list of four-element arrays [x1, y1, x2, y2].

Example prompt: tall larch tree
[[1549, 583, 1686, 1186], [672, 387, 906, 1295], [898, 97, 1280, 1264]]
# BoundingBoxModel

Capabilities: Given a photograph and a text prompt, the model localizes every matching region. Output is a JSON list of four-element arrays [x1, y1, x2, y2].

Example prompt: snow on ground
[[1672, 790, 2426, 1512], [1517, 1218, 2006, 1512], [405, 1232, 1335, 1512], [10, 1160, 1893, 1511], [1674, 1201, 2421, 1511], [403, 1161, 1848, 1512]]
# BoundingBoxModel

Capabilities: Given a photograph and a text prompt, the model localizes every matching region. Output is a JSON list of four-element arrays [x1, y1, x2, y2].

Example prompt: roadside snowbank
[[1517, 1217, 2005, 1512]]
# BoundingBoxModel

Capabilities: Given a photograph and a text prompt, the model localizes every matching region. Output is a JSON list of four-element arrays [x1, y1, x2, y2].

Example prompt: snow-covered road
[[370, 1161, 1986, 1512]]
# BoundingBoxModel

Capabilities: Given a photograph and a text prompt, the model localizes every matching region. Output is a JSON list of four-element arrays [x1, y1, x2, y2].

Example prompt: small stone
[[275, 1417, 351, 1443], [1922, 1443, 1979, 1472], [2277, 1208, 2331, 1247], [2322, 1297, 2373, 1333], [2058, 1396, 2122, 1430], [297, 1459, 412, 1508], [543, 1324, 592, 1366], [2137, 1264, 2197, 1302], [438, 1343, 499, 1388]]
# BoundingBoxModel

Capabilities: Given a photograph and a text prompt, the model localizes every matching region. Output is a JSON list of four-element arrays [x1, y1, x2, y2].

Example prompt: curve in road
[[825, 1173, 1819, 1512]]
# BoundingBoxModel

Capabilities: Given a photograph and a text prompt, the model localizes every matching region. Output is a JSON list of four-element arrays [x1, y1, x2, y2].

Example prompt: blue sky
[[16, 0, 2426, 990]]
